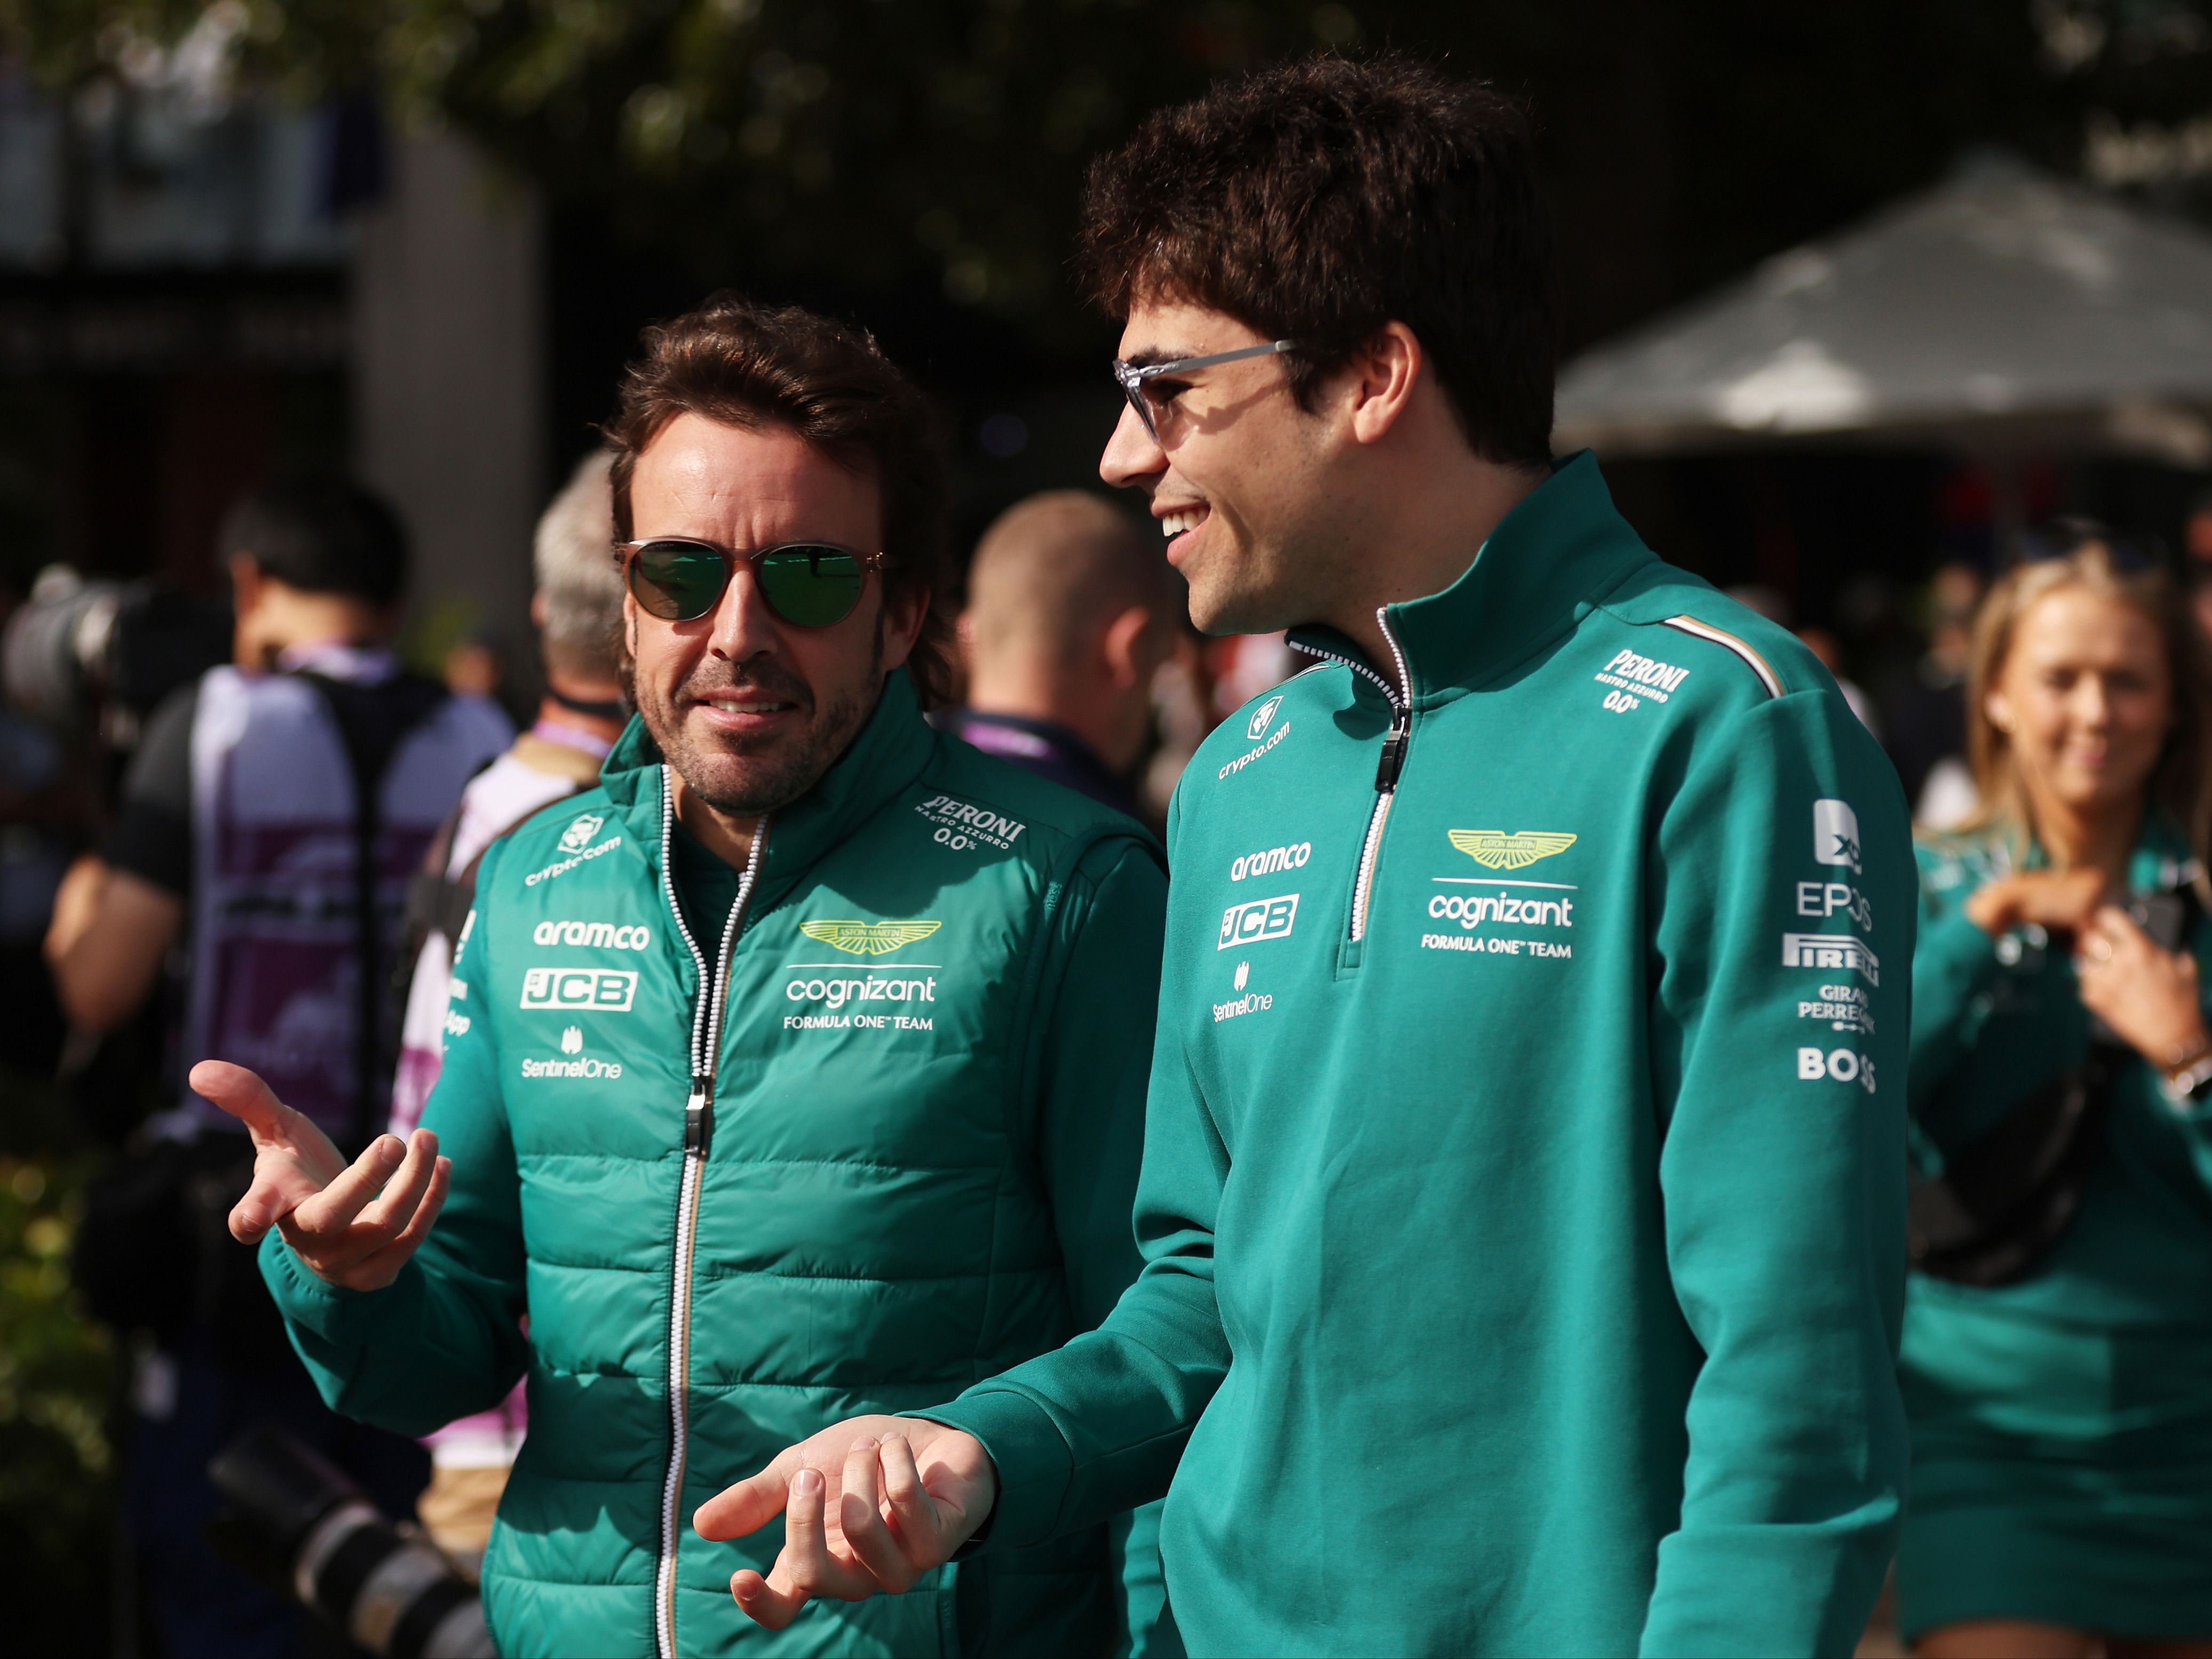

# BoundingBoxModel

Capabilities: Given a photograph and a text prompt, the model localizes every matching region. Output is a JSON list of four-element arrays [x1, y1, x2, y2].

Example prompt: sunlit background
[[1, 2, 2209, 1649]]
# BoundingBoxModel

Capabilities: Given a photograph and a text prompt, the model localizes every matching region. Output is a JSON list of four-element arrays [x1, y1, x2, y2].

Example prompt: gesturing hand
[[1964, 868, 2107, 939], [693, 1415, 998, 1630], [190, 1059, 451, 1292], [2074, 907, 2209, 1071]]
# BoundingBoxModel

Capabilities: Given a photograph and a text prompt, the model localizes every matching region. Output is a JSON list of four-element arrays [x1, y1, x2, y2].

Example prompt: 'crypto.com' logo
[[1247, 696, 1284, 740]]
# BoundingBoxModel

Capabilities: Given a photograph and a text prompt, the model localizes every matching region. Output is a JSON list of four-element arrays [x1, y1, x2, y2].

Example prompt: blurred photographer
[[46, 477, 511, 1657], [1900, 539, 2212, 1656], [387, 450, 628, 1572]]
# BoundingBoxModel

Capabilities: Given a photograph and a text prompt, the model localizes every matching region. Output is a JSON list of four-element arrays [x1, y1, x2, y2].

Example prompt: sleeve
[[260, 843, 530, 1434], [1905, 891, 2003, 1105], [922, 799, 1232, 1553], [1026, 834, 1170, 1653], [101, 682, 198, 895], [1030, 835, 1165, 1329], [1636, 692, 1914, 1659]]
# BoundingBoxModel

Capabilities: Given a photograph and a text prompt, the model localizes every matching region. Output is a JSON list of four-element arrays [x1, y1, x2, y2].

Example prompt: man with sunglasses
[[195, 296, 1169, 1657], [703, 57, 1915, 1657]]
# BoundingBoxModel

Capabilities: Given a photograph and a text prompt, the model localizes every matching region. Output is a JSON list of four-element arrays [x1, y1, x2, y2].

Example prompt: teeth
[[1161, 509, 1204, 537]]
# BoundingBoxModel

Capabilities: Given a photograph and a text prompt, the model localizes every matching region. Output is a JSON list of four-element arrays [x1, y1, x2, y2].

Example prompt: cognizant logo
[[785, 973, 938, 1010], [1427, 891, 1575, 930]]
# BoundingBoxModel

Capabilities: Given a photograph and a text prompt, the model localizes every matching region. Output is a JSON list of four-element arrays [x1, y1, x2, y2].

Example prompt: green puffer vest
[[261, 671, 1167, 1657]]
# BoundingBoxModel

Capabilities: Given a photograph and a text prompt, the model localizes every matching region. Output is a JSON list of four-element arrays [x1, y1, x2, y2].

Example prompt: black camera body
[[4, 566, 232, 747]]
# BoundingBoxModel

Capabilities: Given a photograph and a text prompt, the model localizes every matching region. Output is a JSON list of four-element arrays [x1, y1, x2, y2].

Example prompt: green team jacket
[[1908, 820, 2212, 1329], [926, 453, 1916, 1657], [259, 672, 1168, 1658]]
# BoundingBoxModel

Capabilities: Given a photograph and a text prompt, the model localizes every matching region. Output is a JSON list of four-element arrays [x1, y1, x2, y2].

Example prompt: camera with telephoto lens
[[3, 564, 231, 748], [207, 1426, 495, 1659]]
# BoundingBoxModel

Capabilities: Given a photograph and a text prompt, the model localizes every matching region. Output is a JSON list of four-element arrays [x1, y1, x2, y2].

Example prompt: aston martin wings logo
[[798, 918, 944, 956], [1448, 830, 1579, 870]]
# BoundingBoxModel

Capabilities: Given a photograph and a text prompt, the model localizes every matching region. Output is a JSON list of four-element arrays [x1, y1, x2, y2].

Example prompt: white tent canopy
[[1552, 153, 2212, 467]]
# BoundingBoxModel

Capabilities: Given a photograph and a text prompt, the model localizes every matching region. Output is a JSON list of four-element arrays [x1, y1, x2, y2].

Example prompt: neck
[[2027, 787, 2142, 883], [240, 604, 386, 669], [671, 771, 761, 870], [1321, 451, 1547, 672], [535, 684, 627, 748]]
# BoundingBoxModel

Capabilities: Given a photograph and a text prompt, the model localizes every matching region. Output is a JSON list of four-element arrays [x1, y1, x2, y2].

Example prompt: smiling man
[[195, 297, 1169, 1657], [703, 58, 1917, 1657]]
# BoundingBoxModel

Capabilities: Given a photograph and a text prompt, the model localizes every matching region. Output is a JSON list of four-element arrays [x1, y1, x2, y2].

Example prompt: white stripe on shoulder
[[1661, 615, 1785, 698]]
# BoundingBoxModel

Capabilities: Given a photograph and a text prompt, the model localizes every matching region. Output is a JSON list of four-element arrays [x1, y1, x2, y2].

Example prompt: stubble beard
[[630, 633, 884, 819]]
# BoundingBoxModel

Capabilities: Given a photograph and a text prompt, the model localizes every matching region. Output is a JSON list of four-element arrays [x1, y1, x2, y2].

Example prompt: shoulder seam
[[1659, 614, 1786, 699]]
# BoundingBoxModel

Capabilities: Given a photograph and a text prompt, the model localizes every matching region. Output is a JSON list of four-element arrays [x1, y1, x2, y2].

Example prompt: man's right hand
[[693, 1415, 998, 1630], [191, 1059, 451, 1292]]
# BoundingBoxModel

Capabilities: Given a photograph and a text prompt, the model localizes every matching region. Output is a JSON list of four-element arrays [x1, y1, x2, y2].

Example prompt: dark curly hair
[[602, 294, 955, 707], [1077, 54, 1558, 466]]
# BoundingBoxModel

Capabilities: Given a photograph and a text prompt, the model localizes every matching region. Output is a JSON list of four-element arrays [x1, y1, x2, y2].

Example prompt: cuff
[[906, 1387, 1076, 1551], [257, 1229, 414, 1344], [1915, 907, 2001, 1015]]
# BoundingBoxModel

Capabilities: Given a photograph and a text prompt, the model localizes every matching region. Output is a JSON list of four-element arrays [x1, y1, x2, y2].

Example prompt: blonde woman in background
[[1900, 539, 2212, 1657]]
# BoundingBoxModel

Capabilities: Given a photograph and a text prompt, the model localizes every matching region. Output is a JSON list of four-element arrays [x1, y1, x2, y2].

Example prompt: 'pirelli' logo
[[520, 967, 639, 1011], [1781, 932, 1878, 986]]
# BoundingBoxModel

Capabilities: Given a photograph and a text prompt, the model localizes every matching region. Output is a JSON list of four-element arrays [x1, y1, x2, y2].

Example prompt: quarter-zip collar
[[600, 667, 938, 916], [1287, 450, 1655, 703]]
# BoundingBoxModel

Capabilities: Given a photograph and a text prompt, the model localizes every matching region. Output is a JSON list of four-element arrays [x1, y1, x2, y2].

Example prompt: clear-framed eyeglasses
[[1111, 340, 1300, 442]]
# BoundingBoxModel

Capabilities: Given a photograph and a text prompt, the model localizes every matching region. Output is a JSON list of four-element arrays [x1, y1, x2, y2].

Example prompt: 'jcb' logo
[[1218, 893, 1299, 950], [521, 967, 638, 1011]]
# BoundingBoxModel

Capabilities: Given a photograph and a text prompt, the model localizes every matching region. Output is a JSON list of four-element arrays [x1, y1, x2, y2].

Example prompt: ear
[[227, 553, 263, 613], [530, 592, 548, 629], [956, 610, 977, 671], [1100, 605, 1153, 692], [1985, 687, 2015, 734], [875, 580, 930, 673], [1345, 322, 1424, 447]]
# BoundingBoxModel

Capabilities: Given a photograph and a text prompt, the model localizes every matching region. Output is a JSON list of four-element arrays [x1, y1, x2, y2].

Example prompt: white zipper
[[653, 765, 767, 1659], [1293, 609, 1412, 943]]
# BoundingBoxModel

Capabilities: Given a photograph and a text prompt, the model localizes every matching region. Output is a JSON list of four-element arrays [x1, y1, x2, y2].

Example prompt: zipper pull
[[684, 1074, 714, 1156], [1374, 715, 1410, 793]]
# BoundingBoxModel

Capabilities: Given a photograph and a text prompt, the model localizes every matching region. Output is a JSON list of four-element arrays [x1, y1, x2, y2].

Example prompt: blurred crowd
[[2, 453, 2210, 1655]]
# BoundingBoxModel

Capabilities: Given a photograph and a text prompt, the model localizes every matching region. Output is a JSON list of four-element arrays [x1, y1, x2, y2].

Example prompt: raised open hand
[[190, 1059, 451, 1292], [693, 1415, 998, 1630]]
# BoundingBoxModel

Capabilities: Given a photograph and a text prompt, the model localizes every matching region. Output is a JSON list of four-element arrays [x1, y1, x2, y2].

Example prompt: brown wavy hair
[[1077, 53, 1558, 465], [1961, 541, 2212, 880], [602, 293, 954, 707]]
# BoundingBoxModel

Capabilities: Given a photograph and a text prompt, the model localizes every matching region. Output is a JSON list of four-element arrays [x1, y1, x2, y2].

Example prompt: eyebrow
[[1118, 348, 1195, 370]]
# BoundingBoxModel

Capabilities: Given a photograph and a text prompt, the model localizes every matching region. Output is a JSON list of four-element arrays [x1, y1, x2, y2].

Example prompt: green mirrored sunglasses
[[616, 538, 885, 627]]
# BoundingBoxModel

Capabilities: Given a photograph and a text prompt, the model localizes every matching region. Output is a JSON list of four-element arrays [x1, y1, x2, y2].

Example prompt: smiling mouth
[[1159, 506, 1208, 539]]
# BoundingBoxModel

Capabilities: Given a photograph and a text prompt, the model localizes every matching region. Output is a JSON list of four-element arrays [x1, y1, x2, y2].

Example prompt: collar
[[939, 708, 1113, 774], [276, 639, 400, 684], [602, 669, 937, 896], [1287, 451, 1655, 704]]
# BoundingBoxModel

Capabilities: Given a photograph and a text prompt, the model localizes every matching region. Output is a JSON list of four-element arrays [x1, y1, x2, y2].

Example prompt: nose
[[708, 560, 783, 664], [2074, 673, 2113, 729], [1100, 400, 1167, 490]]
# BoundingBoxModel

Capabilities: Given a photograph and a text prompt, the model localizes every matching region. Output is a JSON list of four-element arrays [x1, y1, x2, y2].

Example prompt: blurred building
[[0, 52, 546, 700]]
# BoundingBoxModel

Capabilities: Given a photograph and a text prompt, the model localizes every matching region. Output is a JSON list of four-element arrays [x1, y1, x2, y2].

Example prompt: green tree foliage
[[3, 1, 2207, 347]]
